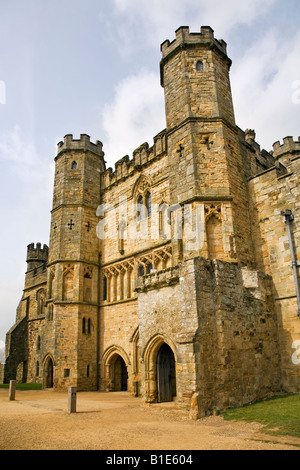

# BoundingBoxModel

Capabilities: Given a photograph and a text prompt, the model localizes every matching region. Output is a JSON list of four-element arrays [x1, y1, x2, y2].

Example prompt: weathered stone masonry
[[3, 26, 300, 418]]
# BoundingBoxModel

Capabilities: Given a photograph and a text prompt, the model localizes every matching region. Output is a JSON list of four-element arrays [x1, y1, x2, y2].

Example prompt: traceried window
[[134, 175, 152, 221]]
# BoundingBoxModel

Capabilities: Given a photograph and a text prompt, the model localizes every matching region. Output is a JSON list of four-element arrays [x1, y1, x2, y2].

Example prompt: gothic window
[[134, 175, 152, 222], [37, 336, 41, 351], [146, 192, 152, 217], [48, 304, 53, 321], [71, 161, 77, 170], [82, 317, 91, 334], [196, 60, 204, 71], [138, 265, 145, 277], [146, 263, 153, 274], [118, 216, 126, 255], [137, 194, 144, 221]]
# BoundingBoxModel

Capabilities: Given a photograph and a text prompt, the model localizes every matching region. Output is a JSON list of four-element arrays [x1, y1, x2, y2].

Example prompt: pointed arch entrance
[[114, 356, 128, 391], [143, 335, 177, 403], [102, 346, 130, 392], [157, 343, 176, 403], [43, 355, 54, 389]]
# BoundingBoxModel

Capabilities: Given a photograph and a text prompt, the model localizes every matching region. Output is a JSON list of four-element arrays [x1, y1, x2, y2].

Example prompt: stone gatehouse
[[3, 26, 300, 418]]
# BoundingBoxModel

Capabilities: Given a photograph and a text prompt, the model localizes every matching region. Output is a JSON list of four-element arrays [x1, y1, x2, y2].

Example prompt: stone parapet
[[161, 26, 228, 60], [56, 134, 104, 158], [272, 136, 300, 159], [101, 129, 167, 190]]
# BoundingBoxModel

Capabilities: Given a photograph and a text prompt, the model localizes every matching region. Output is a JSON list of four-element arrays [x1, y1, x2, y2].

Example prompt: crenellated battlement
[[272, 136, 300, 159], [56, 134, 105, 158], [161, 26, 229, 61], [101, 129, 167, 190], [26, 243, 49, 262]]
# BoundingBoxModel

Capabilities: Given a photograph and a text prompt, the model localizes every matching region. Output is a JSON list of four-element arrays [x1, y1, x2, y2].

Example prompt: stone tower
[[161, 26, 253, 265], [47, 134, 106, 390]]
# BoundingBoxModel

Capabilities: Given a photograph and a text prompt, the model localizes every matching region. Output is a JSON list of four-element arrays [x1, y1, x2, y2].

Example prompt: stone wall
[[136, 258, 280, 418], [249, 144, 300, 392]]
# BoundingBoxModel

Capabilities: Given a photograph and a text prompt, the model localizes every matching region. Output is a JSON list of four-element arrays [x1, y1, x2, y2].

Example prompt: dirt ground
[[0, 389, 299, 451]]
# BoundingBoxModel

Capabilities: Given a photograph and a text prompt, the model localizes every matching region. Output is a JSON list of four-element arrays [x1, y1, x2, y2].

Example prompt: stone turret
[[26, 243, 48, 271]]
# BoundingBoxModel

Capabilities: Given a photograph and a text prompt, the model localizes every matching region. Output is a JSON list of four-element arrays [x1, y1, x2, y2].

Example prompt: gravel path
[[0, 389, 298, 451]]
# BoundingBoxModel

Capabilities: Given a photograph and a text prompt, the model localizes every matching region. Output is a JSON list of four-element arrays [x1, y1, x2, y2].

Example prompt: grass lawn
[[223, 394, 300, 438], [0, 383, 42, 390]]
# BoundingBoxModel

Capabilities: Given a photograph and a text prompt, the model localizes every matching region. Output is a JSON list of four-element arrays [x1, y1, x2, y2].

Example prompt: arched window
[[87, 318, 91, 335], [82, 318, 86, 334], [196, 60, 204, 71], [146, 192, 152, 217], [37, 336, 41, 351], [137, 195, 144, 221], [71, 161, 77, 170], [138, 265, 145, 277], [48, 304, 53, 321], [146, 263, 153, 274], [133, 175, 152, 222]]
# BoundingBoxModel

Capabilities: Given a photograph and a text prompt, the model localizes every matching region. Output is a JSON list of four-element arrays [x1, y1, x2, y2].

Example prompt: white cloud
[[111, 0, 277, 49], [101, 69, 165, 165], [0, 126, 54, 343], [231, 29, 300, 150]]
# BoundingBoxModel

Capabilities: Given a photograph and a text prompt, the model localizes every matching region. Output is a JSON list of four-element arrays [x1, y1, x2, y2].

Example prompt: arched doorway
[[113, 355, 128, 391], [43, 356, 54, 389], [156, 343, 176, 403]]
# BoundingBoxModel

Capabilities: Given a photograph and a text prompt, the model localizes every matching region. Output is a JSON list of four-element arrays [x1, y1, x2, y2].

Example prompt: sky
[[0, 0, 299, 349]]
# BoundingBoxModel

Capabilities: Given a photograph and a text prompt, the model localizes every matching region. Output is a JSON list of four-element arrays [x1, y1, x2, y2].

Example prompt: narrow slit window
[[103, 276, 108, 301], [196, 60, 204, 72], [71, 161, 77, 170]]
